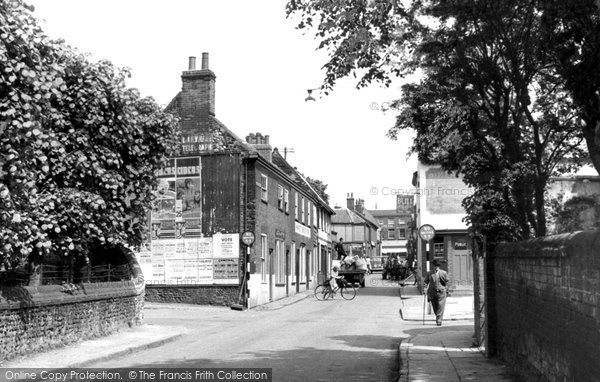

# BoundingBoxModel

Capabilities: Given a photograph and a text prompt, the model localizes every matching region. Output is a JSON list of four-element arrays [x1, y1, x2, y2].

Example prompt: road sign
[[241, 231, 255, 246], [418, 224, 436, 241]]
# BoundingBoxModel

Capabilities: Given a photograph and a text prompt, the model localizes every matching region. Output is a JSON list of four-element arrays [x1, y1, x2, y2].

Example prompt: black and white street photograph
[[1, 1, 600, 381]]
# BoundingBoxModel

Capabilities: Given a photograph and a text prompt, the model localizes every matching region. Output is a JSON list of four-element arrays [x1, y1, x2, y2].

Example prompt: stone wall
[[0, 281, 144, 362], [492, 231, 600, 381], [145, 285, 238, 306]]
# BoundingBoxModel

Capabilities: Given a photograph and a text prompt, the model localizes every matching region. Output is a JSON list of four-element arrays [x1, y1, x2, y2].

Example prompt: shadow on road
[[116, 335, 403, 381]]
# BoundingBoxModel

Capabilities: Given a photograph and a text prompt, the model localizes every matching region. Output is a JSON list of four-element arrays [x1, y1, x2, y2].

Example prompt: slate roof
[[331, 207, 367, 224]]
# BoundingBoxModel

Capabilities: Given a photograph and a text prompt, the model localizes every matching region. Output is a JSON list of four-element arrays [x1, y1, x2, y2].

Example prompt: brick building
[[331, 194, 380, 261], [139, 54, 334, 308], [412, 162, 474, 295], [366, 195, 414, 271]]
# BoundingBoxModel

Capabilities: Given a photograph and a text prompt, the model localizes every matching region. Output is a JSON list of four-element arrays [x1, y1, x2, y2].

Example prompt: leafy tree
[[0, 0, 179, 283], [306, 176, 330, 204], [287, 0, 599, 241], [550, 195, 600, 233]]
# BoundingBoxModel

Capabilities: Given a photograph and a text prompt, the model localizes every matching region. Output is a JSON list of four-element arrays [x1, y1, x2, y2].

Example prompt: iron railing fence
[[0, 264, 132, 287]]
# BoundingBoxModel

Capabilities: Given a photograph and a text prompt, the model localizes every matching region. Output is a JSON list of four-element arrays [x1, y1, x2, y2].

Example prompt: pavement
[[397, 284, 520, 382], [1, 291, 314, 369], [1, 324, 188, 368]]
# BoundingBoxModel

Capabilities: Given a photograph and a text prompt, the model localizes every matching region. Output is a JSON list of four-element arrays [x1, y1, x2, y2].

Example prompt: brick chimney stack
[[245, 132, 272, 162], [181, 52, 216, 135], [346, 193, 355, 211], [355, 198, 365, 214]]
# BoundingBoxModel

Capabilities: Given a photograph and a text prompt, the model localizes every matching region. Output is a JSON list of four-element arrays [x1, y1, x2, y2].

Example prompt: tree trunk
[[583, 124, 600, 175], [534, 179, 547, 237]]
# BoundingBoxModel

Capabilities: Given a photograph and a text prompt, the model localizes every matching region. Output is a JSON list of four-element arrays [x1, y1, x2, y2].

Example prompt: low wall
[[493, 231, 600, 382], [0, 254, 145, 362], [145, 285, 238, 306]]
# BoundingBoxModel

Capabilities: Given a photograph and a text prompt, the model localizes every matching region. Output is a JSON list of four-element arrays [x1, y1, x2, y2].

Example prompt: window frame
[[261, 234, 268, 282], [277, 183, 284, 210], [260, 174, 268, 203]]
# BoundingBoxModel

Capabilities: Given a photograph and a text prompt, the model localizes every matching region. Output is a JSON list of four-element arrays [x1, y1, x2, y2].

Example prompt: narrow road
[[91, 275, 406, 381]]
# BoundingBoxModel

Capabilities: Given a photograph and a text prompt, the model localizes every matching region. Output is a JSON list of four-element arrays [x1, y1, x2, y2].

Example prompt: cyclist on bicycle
[[330, 265, 342, 293]]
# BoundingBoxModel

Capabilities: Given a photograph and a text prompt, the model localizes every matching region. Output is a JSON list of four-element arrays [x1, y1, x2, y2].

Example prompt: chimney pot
[[201, 52, 209, 70], [188, 56, 196, 70]]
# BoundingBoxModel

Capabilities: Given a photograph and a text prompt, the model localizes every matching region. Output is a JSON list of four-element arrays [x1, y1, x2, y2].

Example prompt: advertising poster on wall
[[152, 178, 177, 221], [137, 244, 153, 283], [165, 259, 185, 284], [142, 156, 240, 285], [213, 258, 239, 282], [152, 157, 201, 239], [197, 238, 213, 258], [151, 253, 165, 284], [183, 258, 200, 282], [176, 177, 201, 220], [212, 233, 240, 258], [198, 259, 213, 281]]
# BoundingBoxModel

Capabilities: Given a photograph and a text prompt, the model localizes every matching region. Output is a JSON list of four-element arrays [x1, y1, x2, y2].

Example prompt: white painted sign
[[295, 221, 311, 238]]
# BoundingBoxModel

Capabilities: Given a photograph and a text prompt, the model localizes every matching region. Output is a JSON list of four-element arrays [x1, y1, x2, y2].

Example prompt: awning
[[381, 248, 407, 254]]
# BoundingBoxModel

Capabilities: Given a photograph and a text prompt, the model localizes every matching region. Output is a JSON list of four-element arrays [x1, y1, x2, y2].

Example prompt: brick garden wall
[[492, 231, 600, 381], [144, 285, 237, 306], [0, 281, 144, 362]]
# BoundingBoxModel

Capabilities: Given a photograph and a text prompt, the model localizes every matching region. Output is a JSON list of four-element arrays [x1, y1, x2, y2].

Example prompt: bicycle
[[314, 278, 356, 300]]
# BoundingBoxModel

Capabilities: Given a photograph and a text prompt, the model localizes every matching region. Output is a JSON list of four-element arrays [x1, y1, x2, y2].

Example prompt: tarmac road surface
[[90, 275, 406, 381]]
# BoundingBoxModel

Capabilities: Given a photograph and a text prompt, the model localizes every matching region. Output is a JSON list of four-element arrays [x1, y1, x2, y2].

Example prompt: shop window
[[434, 242, 445, 259]]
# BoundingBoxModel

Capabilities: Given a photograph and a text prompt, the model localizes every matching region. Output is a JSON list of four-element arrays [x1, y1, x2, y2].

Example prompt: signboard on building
[[295, 221, 311, 238], [454, 237, 468, 251], [424, 167, 474, 215], [396, 195, 414, 215], [180, 133, 217, 155]]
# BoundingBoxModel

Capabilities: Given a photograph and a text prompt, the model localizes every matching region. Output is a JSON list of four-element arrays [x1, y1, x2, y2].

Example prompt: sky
[[28, 0, 418, 210]]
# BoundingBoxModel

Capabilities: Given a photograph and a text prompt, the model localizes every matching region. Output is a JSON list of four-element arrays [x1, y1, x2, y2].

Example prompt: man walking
[[425, 259, 449, 326]]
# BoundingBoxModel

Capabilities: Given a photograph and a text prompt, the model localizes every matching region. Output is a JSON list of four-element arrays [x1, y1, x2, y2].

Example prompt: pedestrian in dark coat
[[425, 259, 450, 326]]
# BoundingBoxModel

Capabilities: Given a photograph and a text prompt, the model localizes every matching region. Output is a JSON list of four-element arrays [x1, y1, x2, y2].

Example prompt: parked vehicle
[[337, 255, 368, 288], [339, 268, 366, 288]]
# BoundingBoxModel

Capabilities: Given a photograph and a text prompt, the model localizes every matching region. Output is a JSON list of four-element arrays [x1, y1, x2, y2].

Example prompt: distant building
[[331, 194, 380, 261], [366, 195, 414, 271], [412, 162, 475, 294], [547, 175, 600, 200], [547, 175, 600, 232]]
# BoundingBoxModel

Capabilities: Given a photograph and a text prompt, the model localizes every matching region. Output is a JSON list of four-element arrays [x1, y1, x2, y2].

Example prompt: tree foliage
[[306, 176, 330, 204], [550, 195, 600, 233], [0, 0, 179, 277], [287, 0, 600, 242]]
